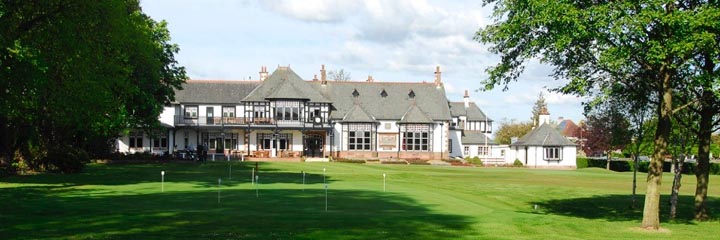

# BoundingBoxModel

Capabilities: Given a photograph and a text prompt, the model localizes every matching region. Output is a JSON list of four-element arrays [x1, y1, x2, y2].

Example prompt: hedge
[[577, 157, 720, 175]]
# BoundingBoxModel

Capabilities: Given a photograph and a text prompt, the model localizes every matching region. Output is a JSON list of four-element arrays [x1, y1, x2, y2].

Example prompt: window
[[449, 139, 452, 153], [274, 101, 300, 121], [402, 124, 430, 151], [184, 106, 198, 118], [222, 106, 235, 118], [129, 131, 143, 148], [257, 133, 292, 150], [463, 146, 469, 156], [347, 124, 372, 151], [381, 89, 388, 98], [545, 147, 561, 160], [153, 136, 168, 149], [478, 146, 490, 156]]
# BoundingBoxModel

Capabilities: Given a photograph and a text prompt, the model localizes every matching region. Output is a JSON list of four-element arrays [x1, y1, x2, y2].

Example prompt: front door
[[304, 134, 323, 157]]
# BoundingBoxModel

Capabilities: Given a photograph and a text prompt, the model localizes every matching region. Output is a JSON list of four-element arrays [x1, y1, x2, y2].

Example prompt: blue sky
[[140, 0, 587, 127]]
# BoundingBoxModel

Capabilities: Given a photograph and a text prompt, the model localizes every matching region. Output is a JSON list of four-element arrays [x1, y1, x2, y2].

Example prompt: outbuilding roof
[[511, 123, 576, 147], [461, 131, 495, 145]]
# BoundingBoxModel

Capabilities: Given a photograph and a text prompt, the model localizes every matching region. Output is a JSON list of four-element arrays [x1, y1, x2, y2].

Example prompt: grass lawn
[[1, 162, 718, 239]]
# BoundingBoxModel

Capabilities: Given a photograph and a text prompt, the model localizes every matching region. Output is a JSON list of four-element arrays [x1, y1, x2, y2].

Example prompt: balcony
[[174, 115, 330, 128], [175, 116, 248, 126]]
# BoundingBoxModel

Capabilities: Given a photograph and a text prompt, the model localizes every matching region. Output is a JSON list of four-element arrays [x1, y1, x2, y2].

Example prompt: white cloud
[[260, 0, 360, 23]]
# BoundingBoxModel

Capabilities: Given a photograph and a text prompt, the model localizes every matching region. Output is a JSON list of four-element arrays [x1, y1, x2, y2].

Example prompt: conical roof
[[511, 123, 575, 146]]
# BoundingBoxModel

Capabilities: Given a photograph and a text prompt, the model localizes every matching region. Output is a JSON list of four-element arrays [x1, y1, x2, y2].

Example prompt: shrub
[[513, 159, 523, 167], [465, 156, 483, 166], [576, 157, 589, 169], [335, 158, 366, 164], [711, 163, 720, 175], [45, 146, 88, 173]]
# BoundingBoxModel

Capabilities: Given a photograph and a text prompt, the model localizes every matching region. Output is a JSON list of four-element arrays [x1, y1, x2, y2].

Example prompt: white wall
[[449, 130, 462, 158]]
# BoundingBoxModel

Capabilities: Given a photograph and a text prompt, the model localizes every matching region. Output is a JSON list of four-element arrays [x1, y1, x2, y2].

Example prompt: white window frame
[[478, 146, 490, 156], [545, 147, 561, 160]]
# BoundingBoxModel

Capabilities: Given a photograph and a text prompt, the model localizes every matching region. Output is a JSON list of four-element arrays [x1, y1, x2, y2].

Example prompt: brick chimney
[[321, 64, 327, 85], [367, 75, 374, 82], [434, 65, 442, 88], [313, 74, 318, 81], [464, 90, 470, 108], [259, 66, 268, 81]]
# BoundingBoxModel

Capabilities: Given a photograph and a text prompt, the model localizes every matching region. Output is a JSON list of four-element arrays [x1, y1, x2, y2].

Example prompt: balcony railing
[[174, 115, 329, 128]]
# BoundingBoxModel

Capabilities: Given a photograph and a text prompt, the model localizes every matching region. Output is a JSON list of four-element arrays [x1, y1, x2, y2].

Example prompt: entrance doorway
[[304, 134, 323, 157]]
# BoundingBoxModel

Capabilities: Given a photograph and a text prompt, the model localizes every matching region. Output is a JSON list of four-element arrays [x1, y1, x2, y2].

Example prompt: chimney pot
[[464, 90, 470, 108], [321, 64, 327, 85], [434, 65, 442, 87], [259, 66, 269, 81]]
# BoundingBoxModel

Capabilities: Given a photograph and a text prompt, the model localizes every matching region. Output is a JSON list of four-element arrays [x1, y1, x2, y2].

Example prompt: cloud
[[260, 0, 360, 23]]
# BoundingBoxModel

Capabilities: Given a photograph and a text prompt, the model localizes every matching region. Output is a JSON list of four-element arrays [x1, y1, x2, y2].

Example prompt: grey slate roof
[[242, 67, 330, 102], [449, 102, 491, 121], [309, 81, 451, 121], [174, 80, 260, 104], [399, 104, 434, 123], [511, 123, 576, 147], [461, 131, 495, 145], [341, 103, 376, 122]]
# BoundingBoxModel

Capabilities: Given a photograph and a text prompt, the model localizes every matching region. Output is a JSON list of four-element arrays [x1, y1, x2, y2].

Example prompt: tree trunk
[[606, 150, 611, 171], [694, 96, 713, 221], [632, 154, 638, 209], [669, 156, 684, 219], [641, 76, 672, 229]]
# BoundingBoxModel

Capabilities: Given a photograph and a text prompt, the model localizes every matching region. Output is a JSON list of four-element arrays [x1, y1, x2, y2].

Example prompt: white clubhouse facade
[[116, 65, 576, 168]]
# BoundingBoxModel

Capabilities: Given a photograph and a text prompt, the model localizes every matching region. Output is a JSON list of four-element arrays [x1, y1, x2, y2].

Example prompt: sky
[[140, 0, 588, 128]]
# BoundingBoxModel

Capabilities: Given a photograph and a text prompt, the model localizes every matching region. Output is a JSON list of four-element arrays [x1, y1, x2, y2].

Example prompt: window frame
[[184, 106, 198, 119], [222, 106, 236, 118], [544, 147, 562, 160]]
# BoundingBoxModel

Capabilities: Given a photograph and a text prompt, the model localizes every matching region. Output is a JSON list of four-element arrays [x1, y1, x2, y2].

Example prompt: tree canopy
[[478, 0, 720, 228], [0, 1, 186, 174]]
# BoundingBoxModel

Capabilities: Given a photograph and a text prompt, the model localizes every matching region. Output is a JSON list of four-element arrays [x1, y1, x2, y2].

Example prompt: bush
[[466, 156, 483, 166], [334, 158, 366, 164], [45, 146, 88, 173], [712, 163, 720, 175], [513, 159, 523, 167], [576, 157, 589, 169]]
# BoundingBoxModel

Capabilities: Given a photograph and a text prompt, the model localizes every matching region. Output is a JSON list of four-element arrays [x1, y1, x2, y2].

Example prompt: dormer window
[[381, 89, 388, 98], [408, 90, 415, 98], [352, 89, 360, 98]]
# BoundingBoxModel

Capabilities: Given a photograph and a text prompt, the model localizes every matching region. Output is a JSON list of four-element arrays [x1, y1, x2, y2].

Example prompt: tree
[[582, 104, 631, 170], [477, 0, 719, 228], [494, 119, 534, 144], [328, 69, 351, 81], [0, 1, 186, 174], [531, 92, 548, 126]]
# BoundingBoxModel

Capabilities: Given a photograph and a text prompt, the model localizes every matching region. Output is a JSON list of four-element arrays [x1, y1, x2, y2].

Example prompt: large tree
[[477, 0, 719, 228], [581, 103, 631, 169], [494, 119, 534, 144], [0, 1, 186, 174]]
